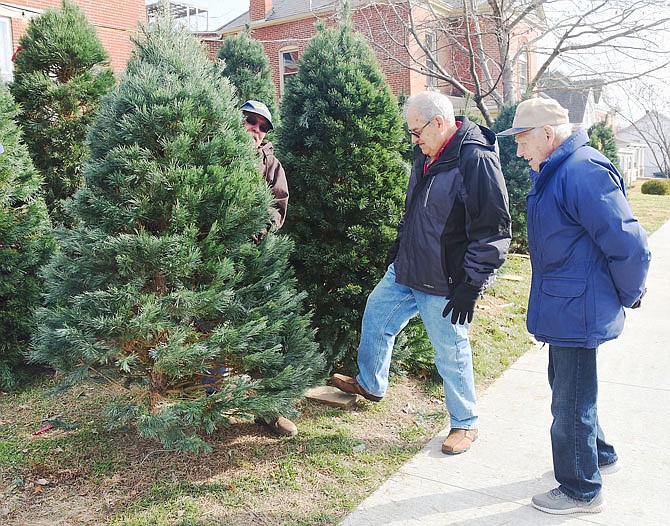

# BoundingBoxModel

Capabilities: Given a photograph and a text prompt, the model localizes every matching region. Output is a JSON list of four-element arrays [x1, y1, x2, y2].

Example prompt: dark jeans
[[548, 345, 618, 501]]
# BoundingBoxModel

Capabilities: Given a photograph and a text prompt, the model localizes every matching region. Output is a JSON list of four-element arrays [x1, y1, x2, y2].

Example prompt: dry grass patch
[[1, 374, 448, 525]]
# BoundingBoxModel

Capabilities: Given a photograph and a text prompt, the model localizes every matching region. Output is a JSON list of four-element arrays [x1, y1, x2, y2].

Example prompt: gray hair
[[404, 91, 455, 125], [552, 122, 575, 142], [525, 122, 574, 143]]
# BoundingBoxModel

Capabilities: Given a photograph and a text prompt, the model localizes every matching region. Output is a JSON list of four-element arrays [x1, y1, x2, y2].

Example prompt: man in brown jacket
[[241, 100, 288, 230], [240, 100, 296, 437]]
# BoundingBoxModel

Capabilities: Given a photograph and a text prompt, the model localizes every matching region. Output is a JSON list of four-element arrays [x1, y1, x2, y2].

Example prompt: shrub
[[217, 27, 278, 119], [0, 84, 53, 389], [9, 0, 115, 227], [31, 16, 322, 453], [491, 104, 532, 252], [641, 179, 670, 195], [277, 18, 408, 370]]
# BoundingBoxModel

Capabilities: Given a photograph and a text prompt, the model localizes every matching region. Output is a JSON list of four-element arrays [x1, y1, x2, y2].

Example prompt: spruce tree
[[0, 84, 53, 389], [589, 120, 621, 170], [31, 17, 322, 453], [9, 0, 115, 227], [217, 27, 278, 118], [492, 104, 532, 252], [277, 18, 408, 369]]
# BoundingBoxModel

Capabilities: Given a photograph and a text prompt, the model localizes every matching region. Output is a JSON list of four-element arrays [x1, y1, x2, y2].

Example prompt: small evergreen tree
[[492, 104, 532, 252], [31, 17, 322, 453], [0, 84, 53, 389], [278, 17, 408, 369], [588, 120, 621, 170], [9, 0, 115, 227], [396, 87, 415, 165], [217, 27, 278, 119]]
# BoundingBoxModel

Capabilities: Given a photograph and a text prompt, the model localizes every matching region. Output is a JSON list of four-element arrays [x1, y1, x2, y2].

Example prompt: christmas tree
[[9, 0, 115, 227], [31, 16, 323, 453], [277, 16, 408, 369], [217, 27, 278, 118], [492, 104, 532, 252], [0, 84, 53, 389], [589, 121, 621, 171]]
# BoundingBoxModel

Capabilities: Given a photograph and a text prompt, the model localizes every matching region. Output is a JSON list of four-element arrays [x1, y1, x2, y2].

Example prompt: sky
[[536, 1, 670, 122], [145, 1, 249, 31]]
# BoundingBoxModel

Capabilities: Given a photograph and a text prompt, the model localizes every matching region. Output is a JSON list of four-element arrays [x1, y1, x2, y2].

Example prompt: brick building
[[0, 0, 146, 81], [198, 0, 538, 112]]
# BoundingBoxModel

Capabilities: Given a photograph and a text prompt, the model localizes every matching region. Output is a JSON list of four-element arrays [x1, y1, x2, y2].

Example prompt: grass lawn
[[626, 179, 670, 235], [0, 181, 666, 525]]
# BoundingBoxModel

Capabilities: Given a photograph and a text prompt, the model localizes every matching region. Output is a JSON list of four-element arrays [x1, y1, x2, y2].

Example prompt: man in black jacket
[[333, 91, 511, 454]]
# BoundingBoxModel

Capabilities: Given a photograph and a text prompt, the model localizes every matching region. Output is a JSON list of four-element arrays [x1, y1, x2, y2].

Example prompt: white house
[[617, 111, 670, 179]]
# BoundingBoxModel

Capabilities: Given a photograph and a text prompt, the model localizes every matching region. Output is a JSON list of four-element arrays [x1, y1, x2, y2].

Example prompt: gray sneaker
[[599, 460, 620, 475], [532, 487, 604, 515]]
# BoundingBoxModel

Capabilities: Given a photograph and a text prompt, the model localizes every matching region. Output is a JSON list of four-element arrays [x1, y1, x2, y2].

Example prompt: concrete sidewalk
[[339, 221, 670, 526]]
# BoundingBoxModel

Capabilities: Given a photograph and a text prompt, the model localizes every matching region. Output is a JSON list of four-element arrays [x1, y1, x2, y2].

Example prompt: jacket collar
[[531, 128, 589, 191], [415, 117, 474, 175]]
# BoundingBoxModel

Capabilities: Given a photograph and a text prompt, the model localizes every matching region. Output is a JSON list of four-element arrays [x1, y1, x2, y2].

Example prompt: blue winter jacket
[[394, 117, 511, 296], [526, 128, 651, 348]]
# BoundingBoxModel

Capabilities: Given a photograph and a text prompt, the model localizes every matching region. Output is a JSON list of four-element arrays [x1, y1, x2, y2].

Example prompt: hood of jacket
[[417, 116, 499, 174]]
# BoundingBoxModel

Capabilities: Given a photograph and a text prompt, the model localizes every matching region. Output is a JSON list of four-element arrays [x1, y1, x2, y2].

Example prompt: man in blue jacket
[[332, 91, 511, 455], [499, 97, 651, 515]]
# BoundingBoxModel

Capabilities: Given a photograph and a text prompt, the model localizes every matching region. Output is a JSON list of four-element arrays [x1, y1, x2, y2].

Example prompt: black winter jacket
[[393, 117, 511, 296]]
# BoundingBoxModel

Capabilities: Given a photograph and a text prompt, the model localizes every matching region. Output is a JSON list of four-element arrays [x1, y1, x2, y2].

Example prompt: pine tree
[[277, 17, 408, 369], [589, 120, 621, 170], [492, 104, 532, 252], [31, 17, 323, 453], [0, 84, 53, 389], [9, 0, 115, 227], [217, 27, 278, 118]]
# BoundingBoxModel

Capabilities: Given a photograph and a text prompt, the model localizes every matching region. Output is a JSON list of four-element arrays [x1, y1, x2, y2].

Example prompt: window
[[518, 47, 528, 96], [425, 31, 437, 89], [280, 48, 298, 96], [0, 17, 13, 82]]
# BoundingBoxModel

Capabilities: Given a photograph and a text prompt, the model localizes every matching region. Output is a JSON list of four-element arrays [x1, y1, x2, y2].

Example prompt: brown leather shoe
[[331, 373, 383, 402], [441, 428, 478, 455], [256, 416, 298, 437]]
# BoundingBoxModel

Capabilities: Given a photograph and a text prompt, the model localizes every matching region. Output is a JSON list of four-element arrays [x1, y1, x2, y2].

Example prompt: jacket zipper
[[423, 176, 436, 207]]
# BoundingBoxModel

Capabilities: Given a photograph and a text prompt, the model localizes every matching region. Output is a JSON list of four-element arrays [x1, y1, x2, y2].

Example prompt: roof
[[217, 0, 340, 32], [540, 89, 590, 124], [617, 111, 670, 140]]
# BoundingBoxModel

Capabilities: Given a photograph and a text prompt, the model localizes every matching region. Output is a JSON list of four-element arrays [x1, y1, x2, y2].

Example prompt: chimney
[[250, 0, 272, 21]]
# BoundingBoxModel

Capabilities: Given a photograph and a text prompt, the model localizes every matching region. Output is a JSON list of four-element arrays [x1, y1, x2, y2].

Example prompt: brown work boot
[[441, 428, 478, 455], [331, 373, 383, 402], [256, 416, 298, 437]]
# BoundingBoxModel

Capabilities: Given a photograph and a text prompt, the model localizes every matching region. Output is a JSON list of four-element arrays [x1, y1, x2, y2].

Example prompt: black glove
[[443, 283, 481, 324], [384, 240, 400, 268]]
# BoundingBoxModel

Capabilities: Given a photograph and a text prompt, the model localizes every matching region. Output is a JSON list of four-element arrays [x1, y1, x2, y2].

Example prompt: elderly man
[[239, 100, 294, 437], [332, 91, 511, 455], [241, 100, 288, 230], [499, 97, 650, 514]]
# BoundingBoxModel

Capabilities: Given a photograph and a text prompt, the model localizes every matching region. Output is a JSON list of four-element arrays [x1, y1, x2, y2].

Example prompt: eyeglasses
[[245, 114, 270, 133], [409, 118, 434, 139]]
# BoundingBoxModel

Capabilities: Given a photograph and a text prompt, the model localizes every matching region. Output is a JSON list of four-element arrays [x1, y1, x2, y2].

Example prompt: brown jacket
[[259, 139, 288, 229]]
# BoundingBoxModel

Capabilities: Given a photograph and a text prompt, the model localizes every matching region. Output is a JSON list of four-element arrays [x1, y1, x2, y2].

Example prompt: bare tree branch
[[616, 81, 670, 177], [356, 0, 670, 125]]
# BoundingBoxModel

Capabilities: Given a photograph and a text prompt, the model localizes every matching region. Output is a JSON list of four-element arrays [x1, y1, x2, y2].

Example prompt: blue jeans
[[355, 264, 478, 429], [548, 345, 618, 501]]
